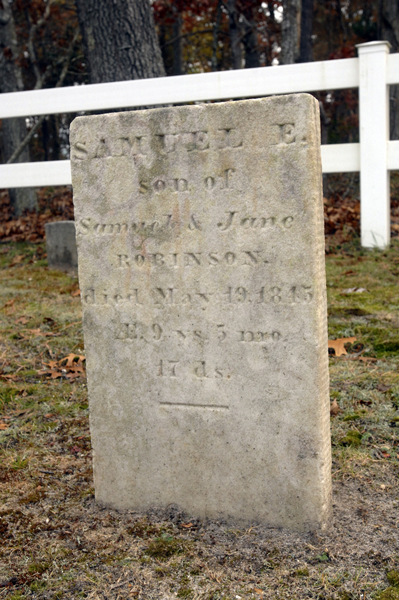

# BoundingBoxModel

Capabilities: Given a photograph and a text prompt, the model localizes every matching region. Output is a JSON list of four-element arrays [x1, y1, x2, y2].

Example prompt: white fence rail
[[1, 41, 398, 248]]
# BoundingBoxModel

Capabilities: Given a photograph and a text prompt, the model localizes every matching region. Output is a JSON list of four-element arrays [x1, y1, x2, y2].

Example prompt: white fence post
[[357, 41, 391, 248]]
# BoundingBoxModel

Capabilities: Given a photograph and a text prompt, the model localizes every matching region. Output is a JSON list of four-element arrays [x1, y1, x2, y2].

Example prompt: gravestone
[[45, 221, 78, 271], [70, 94, 332, 530]]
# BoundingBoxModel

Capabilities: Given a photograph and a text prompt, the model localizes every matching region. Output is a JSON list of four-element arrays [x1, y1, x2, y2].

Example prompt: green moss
[[155, 566, 170, 577], [7, 593, 26, 600], [339, 430, 362, 447], [146, 534, 186, 560], [29, 580, 48, 592], [0, 386, 18, 405], [177, 587, 193, 598], [11, 456, 28, 470], [316, 552, 330, 562], [295, 568, 309, 577], [343, 413, 362, 421], [387, 571, 399, 587], [375, 587, 399, 600], [126, 519, 160, 538], [28, 562, 49, 574]]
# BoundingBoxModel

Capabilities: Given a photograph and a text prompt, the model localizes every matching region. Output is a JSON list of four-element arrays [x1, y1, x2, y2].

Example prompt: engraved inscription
[[139, 177, 189, 194], [225, 285, 313, 304], [113, 321, 282, 346], [72, 135, 148, 160], [217, 212, 294, 231], [139, 168, 235, 195], [278, 123, 296, 144], [76, 213, 294, 237], [116, 250, 270, 270], [156, 131, 210, 153], [239, 330, 281, 342], [115, 322, 163, 342], [82, 284, 314, 308], [270, 123, 308, 147], [72, 128, 244, 161], [158, 359, 179, 377], [158, 360, 226, 379]]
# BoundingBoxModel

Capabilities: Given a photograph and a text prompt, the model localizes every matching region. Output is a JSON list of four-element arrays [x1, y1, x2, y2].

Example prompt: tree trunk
[[379, 0, 399, 139], [0, 1, 37, 216], [280, 0, 301, 64], [299, 0, 313, 63], [74, 0, 165, 83], [211, 0, 223, 72], [227, 0, 243, 69], [172, 8, 183, 76], [242, 7, 260, 68]]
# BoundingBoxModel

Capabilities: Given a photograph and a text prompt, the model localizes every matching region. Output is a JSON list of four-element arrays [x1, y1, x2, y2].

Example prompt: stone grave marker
[[45, 220, 78, 271], [70, 94, 331, 530]]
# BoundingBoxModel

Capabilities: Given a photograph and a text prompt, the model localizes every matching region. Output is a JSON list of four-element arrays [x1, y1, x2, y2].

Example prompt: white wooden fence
[[1, 40, 398, 248]]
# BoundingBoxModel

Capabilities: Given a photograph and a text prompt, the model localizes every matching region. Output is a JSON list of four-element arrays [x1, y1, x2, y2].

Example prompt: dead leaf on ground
[[63, 353, 85, 369], [0, 577, 18, 588], [330, 399, 342, 417], [359, 399, 372, 406], [0, 422, 9, 430], [3, 299, 15, 308], [254, 589, 264, 596], [22, 328, 58, 339], [2, 298, 16, 314], [28, 328, 42, 336], [328, 337, 357, 357], [71, 289, 81, 297], [341, 287, 368, 295], [43, 317, 56, 325], [8, 254, 24, 267], [377, 384, 391, 392], [38, 353, 86, 381], [0, 373, 18, 381], [15, 316, 29, 324]]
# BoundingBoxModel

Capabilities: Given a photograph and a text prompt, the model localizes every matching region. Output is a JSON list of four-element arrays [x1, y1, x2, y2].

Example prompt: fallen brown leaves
[[38, 353, 86, 380], [330, 399, 343, 417], [0, 187, 74, 243], [324, 196, 360, 238], [328, 337, 357, 357], [324, 194, 399, 251]]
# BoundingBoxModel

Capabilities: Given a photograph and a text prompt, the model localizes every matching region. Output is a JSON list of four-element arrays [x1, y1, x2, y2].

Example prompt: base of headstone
[[45, 221, 78, 271]]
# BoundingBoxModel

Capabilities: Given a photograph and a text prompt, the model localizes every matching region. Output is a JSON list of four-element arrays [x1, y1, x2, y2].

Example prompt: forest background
[[0, 0, 398, 246]]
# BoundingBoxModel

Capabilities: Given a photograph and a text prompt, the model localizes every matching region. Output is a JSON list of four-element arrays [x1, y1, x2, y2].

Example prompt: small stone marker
[[70, 95, 332, 530], [45, 220, 78, 271]]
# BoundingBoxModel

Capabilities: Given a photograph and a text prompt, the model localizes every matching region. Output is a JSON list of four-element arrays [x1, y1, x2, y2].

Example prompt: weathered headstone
[[70, 95, 332, 530], [45, 220, 78, 271]]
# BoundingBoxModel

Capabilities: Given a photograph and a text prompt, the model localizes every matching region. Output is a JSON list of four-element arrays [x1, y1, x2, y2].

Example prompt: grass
[[0, 239, 399, 599]]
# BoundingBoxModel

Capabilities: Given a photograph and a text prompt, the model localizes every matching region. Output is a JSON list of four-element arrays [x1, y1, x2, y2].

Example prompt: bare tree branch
[[160, 28, 215, 48], [27, 0, 56, 88], [212, 0, 223, 71], [6, 29, 79, 165]]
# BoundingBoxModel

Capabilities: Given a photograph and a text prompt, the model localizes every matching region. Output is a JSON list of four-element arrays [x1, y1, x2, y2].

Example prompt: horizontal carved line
[[159, 402, 229, 410]]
